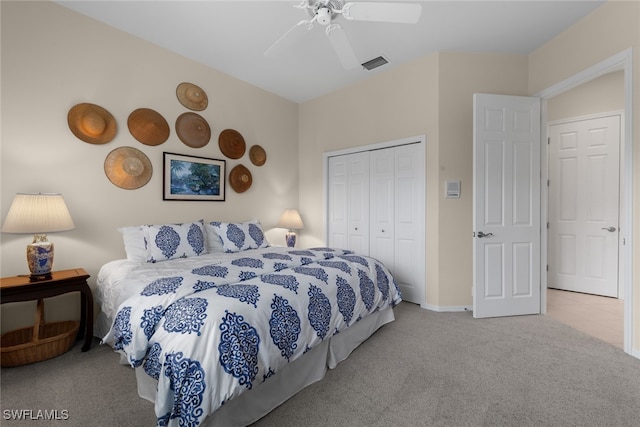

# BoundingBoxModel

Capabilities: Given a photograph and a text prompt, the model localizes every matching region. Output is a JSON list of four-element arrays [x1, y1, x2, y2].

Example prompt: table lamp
[[277, 208, 304, 247], [1, 193, 75, 281]]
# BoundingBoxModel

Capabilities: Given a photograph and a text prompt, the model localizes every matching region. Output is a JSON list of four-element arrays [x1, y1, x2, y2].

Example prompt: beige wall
[[547, 71, 624, 121], [528, 0, 639, 357], [0, 1, 299, 332]]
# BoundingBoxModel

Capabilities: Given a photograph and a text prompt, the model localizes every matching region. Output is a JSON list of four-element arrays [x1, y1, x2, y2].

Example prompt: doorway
[[538, 50, 632, 355], [546, 288, 624, 349]]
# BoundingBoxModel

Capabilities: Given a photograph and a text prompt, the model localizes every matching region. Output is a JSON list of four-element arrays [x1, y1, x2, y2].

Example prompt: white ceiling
[[55, 1, 605, 103]]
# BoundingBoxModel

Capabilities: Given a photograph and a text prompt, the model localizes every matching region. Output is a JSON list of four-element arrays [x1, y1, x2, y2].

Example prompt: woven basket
[[1, 299, 79, 367]]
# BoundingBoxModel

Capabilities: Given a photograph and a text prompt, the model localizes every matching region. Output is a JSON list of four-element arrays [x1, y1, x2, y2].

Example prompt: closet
[[327, 141, 425, 304]]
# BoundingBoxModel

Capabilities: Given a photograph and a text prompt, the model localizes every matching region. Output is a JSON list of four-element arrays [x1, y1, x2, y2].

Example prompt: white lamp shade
[[2, 193, 75, 234], [277, 208, 304, 230]]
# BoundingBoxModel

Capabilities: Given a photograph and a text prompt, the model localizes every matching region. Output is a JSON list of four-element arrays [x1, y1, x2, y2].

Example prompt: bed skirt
[[133, 306, 395, 426]]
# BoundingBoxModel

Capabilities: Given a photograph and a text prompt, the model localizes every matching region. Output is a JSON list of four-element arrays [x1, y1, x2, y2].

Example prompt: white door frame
[[537, 48, 633, 355]]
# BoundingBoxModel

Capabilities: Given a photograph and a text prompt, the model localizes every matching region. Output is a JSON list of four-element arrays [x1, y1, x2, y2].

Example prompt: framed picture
[[163, 152, 226, 201]]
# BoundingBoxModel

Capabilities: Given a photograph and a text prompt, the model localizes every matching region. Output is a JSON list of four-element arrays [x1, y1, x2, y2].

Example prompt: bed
[[96, 219, 401, 427]]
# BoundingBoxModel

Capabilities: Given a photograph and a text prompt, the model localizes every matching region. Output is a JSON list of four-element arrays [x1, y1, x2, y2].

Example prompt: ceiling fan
[[264, 1, 422, 70]]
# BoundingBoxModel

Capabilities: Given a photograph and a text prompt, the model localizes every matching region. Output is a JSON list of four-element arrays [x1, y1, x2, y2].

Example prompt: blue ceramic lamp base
[[285, 230, 297, 248], [27, 234, 54, 281]]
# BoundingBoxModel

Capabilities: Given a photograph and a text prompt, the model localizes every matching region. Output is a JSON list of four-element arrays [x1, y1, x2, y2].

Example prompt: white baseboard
[[422, 304, 472, 313], [631, 348, 640, 361]]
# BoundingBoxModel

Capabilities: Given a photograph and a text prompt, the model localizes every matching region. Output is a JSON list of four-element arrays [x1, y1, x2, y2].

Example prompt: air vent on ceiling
[[361, 56, 388, 71]]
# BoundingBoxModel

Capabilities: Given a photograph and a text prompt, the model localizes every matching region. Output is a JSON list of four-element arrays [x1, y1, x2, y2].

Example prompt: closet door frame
[[323, 135, 426, 307]]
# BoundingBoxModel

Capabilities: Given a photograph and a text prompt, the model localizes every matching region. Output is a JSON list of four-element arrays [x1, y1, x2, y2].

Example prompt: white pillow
[[117, 225, 147, 262], [204, 222, 225, 253], [210, 220, 270, 253], [142, 221, 208, 262]]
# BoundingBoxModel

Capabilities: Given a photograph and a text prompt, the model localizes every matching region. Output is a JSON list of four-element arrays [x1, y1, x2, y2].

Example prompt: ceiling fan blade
[[265, 20, 313, 58], [325, 24, 359, 70], [341, 2, 422, 23]]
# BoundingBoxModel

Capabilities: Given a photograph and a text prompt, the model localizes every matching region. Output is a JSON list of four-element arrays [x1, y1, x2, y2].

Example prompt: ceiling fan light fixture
[[361, 56, 388, 71]]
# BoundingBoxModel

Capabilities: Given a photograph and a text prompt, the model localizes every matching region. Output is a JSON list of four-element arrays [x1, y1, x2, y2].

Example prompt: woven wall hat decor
[[67, 103, 117, 144], [229, 164, 252, 193], [219, 129, 246, 159], [104, 146, 152, 189], [249, 144, 266, 166], [127, 108, 170, 146], [175, 112, 211, 148], [176, 82, 208, 111]]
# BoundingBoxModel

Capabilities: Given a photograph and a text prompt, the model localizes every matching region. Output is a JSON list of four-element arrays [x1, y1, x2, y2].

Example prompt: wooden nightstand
[[1, 268, 93, 352]]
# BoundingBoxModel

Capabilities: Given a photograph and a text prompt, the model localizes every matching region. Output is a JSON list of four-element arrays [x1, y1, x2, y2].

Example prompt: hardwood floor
[[546, 288, 624, 349]]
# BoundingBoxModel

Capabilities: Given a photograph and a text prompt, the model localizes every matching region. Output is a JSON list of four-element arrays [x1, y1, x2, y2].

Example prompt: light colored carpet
[[2, 302, 639, 426]]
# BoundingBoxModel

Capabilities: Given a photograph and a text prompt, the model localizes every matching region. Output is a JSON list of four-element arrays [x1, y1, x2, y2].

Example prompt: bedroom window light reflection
[[277, 209, 304, 247]]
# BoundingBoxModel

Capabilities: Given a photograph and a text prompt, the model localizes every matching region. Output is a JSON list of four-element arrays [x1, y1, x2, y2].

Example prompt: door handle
[[477, 231, 493, 238], [601, 226, 616, 232]]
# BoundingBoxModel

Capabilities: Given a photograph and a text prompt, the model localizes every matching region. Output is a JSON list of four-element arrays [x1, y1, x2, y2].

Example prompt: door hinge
[[547, 137, 550, 145], [547, 222, 549, 229], [546, 265, 549, 271], [547, 179, 550, 187]]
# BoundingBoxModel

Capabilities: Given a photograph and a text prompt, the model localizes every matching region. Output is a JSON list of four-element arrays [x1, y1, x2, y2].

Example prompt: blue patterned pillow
[[211, 220, 270, 253], [143, 221, 208, 262]]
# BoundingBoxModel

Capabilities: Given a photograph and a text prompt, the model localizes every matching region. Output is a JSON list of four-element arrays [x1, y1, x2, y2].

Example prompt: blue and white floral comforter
[[102, 247, 401, 427]]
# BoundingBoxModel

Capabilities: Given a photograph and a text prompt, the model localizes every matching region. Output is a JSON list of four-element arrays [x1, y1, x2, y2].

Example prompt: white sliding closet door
[[370, 149, 395, 267], [328, 141, 425, 305], [393, 144, 423, 303], [370, 144, 423, 303], [328, 151, 369, 255], [328, 155, 349, 249]]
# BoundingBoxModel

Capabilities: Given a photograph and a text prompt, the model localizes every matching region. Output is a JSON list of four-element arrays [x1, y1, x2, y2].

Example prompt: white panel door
[[548, 114, 621, 297], [328, 156, 348, 249], [328, 152, 370, 254], [392, 144, 424, 304], [473, 94, 541, 318], [369, 144, 424, 304], [347, 152, 370, 255], [369, 149, 395, 271]]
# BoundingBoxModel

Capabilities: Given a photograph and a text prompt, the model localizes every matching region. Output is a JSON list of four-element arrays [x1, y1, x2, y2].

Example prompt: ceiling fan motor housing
[[317, 7, 332, 25], [308, 0, 345, 25]]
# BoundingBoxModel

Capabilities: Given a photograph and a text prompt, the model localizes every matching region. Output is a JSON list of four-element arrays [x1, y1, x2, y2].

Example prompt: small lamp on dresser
[[1, 193, 75, 281], [277, 208, 304, 247]]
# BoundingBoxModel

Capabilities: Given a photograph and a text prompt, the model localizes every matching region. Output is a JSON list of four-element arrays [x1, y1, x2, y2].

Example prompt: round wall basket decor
[[127, 108, 170, 146], [104, 146, 152, 190], [219, 129, 246, 159], [175, 112, 211, 148], [176, 82, 208, 111], [249, 145, 266, 166], [67, 103, 117, 144], [229, 164, 252, 193]]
